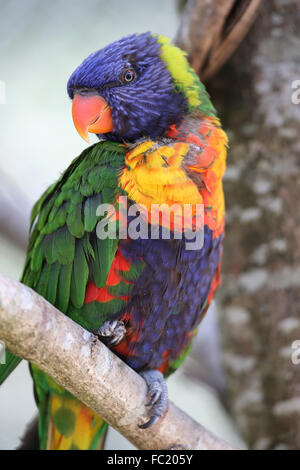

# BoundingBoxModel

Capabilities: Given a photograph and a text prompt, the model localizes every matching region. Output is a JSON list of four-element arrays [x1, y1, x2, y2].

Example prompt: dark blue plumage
[[67, 33, 187, 141], [118, 226, 223, 371]]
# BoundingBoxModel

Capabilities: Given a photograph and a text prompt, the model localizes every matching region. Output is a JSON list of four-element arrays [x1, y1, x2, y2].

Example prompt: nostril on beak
[[76, 88, 99, 97]]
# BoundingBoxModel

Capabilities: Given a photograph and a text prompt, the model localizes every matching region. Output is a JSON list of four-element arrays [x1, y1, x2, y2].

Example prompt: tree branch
[[175, 0, 262, 82], [174, 0, 262, 401], [0, 273, 235, 450], [207, 0, 300, 449]]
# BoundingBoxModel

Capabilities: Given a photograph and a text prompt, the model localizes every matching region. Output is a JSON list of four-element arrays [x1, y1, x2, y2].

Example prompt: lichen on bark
[[208, 0, 300, 449]]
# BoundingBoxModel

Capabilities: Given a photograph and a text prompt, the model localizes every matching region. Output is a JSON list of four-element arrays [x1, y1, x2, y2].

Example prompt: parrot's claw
[[139, 370, 168, 429], [95, 320, 126, 345]]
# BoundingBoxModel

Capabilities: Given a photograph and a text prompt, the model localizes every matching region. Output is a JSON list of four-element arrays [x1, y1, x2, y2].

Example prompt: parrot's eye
[[121, 68, 136, 84]]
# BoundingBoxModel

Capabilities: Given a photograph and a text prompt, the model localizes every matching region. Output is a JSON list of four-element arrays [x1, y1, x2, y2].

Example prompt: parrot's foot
[[139, 370, 168, 429], [95, 320, 126, 345]]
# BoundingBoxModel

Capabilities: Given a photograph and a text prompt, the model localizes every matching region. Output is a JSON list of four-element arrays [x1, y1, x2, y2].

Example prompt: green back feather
[[0, 141, 133, 388], [23, 141, 127, 317]]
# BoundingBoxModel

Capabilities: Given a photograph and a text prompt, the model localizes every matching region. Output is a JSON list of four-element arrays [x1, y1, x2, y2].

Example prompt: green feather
[[54, 226, 75, 264], [83, 194, 102, 232], [37, 198, 55, 231], [36, 263, 52, 298], [167, 340, 194, 376], [70, 238, 89, 308], [41, 203, 68, 235], [56, 263, 72, 313], [102, 187, 116, 203], [69, 298, 126, 331], [54, 188, 73, 208], [2, 142, 132, 393], [108, 282, 132, 297], [30, 235, 46, 271], [121, 260, 145, 280], [52, 401, 76, 436], [91, 236, 118, 288], [87, 168, 104, 193], [47, 262, 61, 305], [66, 203, 85, 238], [42, 233, 57, 264], [30, 183, 56, 230]]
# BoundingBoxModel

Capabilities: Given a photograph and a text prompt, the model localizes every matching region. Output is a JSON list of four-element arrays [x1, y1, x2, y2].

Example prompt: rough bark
[[207, 0, 300, 450], [0, 273, 235, 450], [175, 0, 263, 399]]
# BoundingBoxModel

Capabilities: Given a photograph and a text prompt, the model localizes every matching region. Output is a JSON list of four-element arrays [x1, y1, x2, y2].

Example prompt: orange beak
[[72, 93, 113, 142]]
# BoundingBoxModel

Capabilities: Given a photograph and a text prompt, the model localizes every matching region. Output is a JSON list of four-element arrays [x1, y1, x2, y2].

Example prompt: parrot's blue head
[[67, 32, 207, 142]]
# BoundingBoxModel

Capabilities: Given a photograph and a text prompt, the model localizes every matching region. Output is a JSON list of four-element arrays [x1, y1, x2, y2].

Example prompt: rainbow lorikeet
[[0, 33, 227, 450]]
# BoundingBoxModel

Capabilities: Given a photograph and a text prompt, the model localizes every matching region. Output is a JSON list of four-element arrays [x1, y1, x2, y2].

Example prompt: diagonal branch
[[175, 0, 262, 81], [0, 273, 235, 450]]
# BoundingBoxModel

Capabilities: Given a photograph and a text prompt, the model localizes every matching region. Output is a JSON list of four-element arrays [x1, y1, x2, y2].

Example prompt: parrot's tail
[[45, 395, 108, 450]]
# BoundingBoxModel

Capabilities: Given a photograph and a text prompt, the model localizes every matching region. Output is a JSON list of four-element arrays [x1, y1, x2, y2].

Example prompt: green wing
[[0, 141, 132, 385], [23, 141, 131, 319]]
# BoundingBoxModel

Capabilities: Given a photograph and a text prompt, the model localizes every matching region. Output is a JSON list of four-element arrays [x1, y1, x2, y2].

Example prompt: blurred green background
[[0, 0, 244, 449]]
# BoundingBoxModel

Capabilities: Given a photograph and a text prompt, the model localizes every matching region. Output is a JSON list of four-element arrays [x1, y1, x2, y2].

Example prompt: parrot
[[0, 32, 227, 450]]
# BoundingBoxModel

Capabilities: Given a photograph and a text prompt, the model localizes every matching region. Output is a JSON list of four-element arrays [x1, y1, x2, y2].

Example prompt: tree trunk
[[208, 0, 300, 450]]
